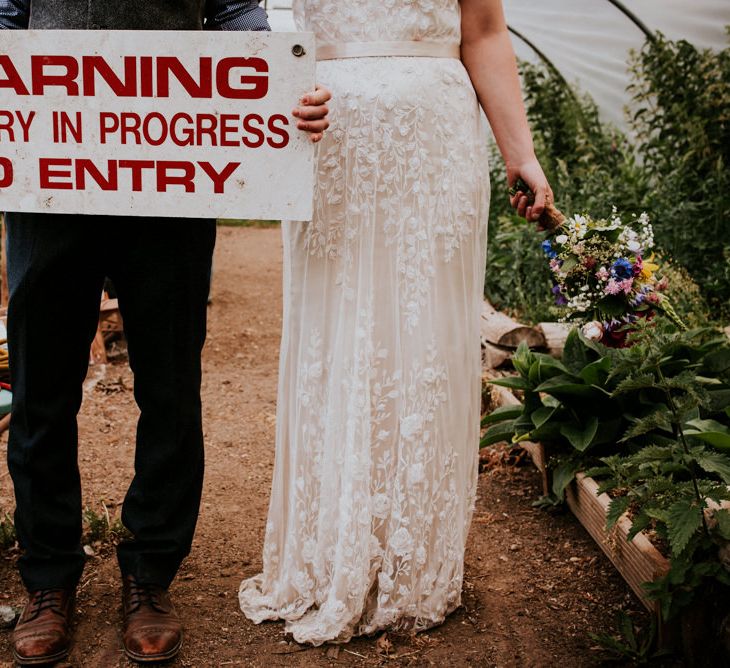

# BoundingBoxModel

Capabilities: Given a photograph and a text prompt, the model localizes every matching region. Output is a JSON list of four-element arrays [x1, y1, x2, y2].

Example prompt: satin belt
[[316, 41, 461, 61]]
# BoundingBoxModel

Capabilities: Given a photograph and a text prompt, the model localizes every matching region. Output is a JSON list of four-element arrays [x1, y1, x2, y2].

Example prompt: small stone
[[569, 556, 581, 563], [509, 544, 519, 551], [0, 605, 19, 629], [83, 545, 95, 557]]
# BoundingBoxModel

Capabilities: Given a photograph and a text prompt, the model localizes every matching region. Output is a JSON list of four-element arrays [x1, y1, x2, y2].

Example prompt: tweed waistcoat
[[28, 0, 206, 30]]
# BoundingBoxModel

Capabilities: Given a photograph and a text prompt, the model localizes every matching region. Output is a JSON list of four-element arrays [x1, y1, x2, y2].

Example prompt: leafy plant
[[628, 32, 730, 319], [83, 505, 130, 545], [482, 319, 730, 620], [0, 511, 16, 550], [590, 610, 672, 664]]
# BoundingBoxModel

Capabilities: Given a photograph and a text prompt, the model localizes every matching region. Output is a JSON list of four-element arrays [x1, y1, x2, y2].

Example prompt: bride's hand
[[293, 85, 332, 143], [507, 159, 553, 224]]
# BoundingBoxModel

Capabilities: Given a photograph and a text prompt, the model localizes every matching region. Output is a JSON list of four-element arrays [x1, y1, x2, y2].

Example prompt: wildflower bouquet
[[540, 209, 684, 347]]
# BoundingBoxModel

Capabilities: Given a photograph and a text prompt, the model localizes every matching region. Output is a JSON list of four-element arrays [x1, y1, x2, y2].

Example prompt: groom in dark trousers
[[0, 1, 329, 664]]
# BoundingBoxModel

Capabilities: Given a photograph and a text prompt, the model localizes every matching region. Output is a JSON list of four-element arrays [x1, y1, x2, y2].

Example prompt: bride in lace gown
[[240, 0, 551, 645]]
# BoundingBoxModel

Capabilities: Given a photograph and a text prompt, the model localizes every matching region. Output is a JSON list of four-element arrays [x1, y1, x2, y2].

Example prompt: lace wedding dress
[[239, 0, 490, 645]]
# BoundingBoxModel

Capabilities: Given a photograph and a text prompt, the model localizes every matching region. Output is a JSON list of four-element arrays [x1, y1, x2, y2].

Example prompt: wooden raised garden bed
[[488, 381, 670, 616]]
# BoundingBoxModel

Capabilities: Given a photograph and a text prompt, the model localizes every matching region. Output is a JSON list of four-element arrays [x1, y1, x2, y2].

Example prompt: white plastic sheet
[[265, 1, 730, 128]]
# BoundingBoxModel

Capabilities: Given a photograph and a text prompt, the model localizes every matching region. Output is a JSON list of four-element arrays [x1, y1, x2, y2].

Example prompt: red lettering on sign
[[267, 115, 290, 149], [119, 159, 155, 191], [242, 114, 265, 149], [0, 157, 13, 188], [170, 113, 195, 147], [75, 159, 119, 191], [39, 158, 74, 189], [216, 57, 268, 100], [0, 55, 30, 95], [157, 57, 213, 99], [157, 161, 196, 193], [196, 114, 218, 146], [16, 111, 36, 142], [82, 56, 137, 97], [198, 161, 240, 194], [31, 56, 80, 96]]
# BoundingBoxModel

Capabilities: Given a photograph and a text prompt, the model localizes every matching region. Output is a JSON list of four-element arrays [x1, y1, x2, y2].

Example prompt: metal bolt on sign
[[292, 44, 306, 57]]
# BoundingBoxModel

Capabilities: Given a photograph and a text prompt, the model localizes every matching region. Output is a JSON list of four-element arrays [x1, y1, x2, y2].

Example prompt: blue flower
[[611, 258, 633, 280], [541, 240, 557, 259]]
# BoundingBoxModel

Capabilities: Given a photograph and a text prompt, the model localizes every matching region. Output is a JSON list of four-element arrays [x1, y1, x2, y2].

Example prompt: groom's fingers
[[293, 104, 330, 121], [297, 119, 330, 134], [301, 86, 332, 107]]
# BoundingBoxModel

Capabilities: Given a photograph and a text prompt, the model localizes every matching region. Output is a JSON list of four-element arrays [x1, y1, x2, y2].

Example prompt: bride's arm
[[460, 0, 551, 222]]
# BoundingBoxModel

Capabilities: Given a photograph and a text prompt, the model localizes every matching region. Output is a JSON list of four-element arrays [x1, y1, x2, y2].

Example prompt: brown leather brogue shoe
[[12, 588, 75, 666], [121, 575, 182, 663]]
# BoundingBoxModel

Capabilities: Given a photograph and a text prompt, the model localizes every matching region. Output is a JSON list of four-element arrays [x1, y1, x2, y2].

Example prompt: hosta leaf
[[560, 416, 599, 452], [480, 421, 517, 448], [694, 451, 730, 484], [579, 356, 611, 386], [666, 498, 703, 557], [551, 459, 581, 500], [481, 405, 523, 426], [606, 495, 631, 530], [530, 406, 557, 430], [490, 376, 529, 391], [534, 376, 607, 401], [563, 329, 591, 374]]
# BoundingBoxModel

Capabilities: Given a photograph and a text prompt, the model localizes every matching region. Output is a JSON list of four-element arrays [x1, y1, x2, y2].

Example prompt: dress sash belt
[[316, 41, 461, 61]]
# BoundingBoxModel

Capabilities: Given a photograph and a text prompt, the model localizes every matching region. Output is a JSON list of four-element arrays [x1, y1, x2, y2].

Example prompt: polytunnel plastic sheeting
[[505, 0, 730, 129], [264, 1, 730, 129]]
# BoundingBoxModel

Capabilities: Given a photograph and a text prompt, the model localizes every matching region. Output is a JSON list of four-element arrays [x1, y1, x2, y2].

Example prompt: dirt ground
[[0, 225, 651, 667]]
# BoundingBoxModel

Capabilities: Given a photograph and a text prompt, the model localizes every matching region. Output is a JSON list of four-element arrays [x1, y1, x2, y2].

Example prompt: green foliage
[[590, 610, 672, 664], [487, 31, 729, 324], [484, 319, 730, 620], [0, 511, 16, 550], [483, 212, 555, 323], [628, 33, 730, 319], [83, 505, 130, 545]]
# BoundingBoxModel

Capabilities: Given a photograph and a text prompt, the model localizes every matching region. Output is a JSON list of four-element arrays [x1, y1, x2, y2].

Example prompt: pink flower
[[620, 279, 634, 294], [647, 292, 662, 305], [595, 267, 610, 282], [605, 279, 622, 295], [550, 259, 561, 273]]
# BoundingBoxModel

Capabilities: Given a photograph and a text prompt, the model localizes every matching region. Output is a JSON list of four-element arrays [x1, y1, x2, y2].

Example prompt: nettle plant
[[482, 320, 730, 619]]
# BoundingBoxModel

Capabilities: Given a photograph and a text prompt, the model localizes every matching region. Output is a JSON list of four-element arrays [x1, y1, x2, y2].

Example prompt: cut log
[[481, 301, 546, 349], [482, 341, 512, 370], [99, 297, 123, 341], [537, 322, 572, 358]]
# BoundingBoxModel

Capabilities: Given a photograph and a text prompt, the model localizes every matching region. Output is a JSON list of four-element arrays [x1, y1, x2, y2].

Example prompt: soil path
[[0, 226, 646, 667]]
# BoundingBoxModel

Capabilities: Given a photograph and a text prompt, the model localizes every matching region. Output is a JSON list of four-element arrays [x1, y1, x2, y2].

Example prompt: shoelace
[[27, 589, 66, 621], [126, 579, 167, 614]]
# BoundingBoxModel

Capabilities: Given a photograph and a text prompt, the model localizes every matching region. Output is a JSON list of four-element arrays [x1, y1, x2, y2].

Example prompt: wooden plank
[[566, 473, 669, 613], [0, 413, 10, 435]]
